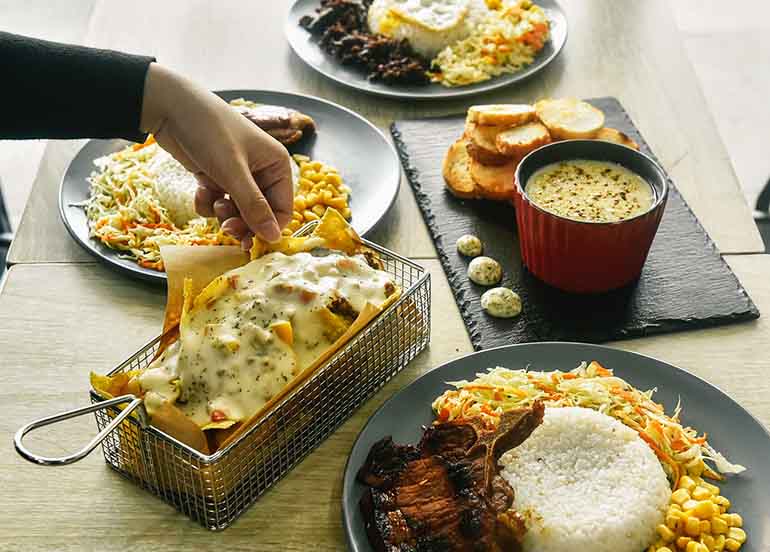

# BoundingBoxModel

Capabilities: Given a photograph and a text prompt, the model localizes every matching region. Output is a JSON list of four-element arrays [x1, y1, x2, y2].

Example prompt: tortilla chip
[[201, 419, 239, 431], [248, 208, 359, 260], [90, 370, 141, 399]]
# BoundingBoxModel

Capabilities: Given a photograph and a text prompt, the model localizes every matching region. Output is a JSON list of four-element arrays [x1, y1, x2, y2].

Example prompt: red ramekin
[[513, 140, 668, 294]]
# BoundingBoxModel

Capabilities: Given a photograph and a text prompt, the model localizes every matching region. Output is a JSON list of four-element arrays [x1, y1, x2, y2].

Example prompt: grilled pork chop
[[357, 402, 545, 552]]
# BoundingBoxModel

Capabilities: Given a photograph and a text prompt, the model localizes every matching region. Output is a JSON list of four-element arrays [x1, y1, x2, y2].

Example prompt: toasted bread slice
[[534, 98, 605, 140], [595, 127, 640, 150], [495, 122, 551, 157], [465, 140, 511, 166], [465, 122, 510, 165], [443, 139, 478, 199], [469, 156, 517, 201], [467, 104, 536, 127]]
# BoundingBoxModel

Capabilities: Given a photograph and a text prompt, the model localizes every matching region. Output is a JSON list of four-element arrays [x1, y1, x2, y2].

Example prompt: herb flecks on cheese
[[138, 251, 396, 428]]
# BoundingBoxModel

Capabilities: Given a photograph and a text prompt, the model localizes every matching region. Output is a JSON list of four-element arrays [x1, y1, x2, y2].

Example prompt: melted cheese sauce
[[139, 251, 396, 427], [525, 160, 655, 223]]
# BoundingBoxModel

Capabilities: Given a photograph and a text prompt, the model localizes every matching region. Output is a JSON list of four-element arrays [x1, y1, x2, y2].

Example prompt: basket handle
[[14, 395, 145, 466]]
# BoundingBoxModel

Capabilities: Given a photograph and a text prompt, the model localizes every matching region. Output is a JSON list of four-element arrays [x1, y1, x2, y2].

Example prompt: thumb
[[224, 163, 281, 243]]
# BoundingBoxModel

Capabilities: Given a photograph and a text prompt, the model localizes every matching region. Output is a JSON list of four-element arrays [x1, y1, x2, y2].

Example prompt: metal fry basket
[[14, 226, 431, 530]]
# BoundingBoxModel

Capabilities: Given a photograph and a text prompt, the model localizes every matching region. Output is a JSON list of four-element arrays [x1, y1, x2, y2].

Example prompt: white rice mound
[[499, 407, 671, 552], [367, 0, 490, 59], [149, 149, 200, 227]]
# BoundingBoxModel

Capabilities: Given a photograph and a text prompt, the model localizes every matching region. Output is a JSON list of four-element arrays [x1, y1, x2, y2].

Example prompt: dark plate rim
[[341, 341, 770, 550], [58, 88, 400, 283], [285, 0, 569, 100]]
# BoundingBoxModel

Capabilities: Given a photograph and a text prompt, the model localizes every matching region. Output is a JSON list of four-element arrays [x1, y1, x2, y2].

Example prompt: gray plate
[[286, 0, 568, 100], [59, 89, 400, 283], [343, 342, 770, 551]]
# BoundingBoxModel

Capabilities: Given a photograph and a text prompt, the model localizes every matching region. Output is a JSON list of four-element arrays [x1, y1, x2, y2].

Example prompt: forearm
[[0, 32, 155, 141]]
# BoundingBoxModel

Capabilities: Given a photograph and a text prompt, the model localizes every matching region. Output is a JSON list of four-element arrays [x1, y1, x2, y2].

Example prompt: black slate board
[[391, 97, 759, 350]]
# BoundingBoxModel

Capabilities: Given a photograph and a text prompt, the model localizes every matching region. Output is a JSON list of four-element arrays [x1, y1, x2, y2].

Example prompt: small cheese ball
[[456, 234, 483, 257], [468, 256, 502, 286], [481, 287, 522, 318]]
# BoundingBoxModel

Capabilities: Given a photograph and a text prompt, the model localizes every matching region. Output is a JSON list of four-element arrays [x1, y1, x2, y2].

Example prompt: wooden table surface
[[1, 0, 768, 550]]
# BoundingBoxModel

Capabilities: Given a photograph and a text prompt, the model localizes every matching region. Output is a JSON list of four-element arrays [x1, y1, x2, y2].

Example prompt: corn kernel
[[303, 210, 319, 221], [294, 196, 307, 212], [714, 535, 726, 551], [281, 228, 292, 236], [671, 488, 690, 506], [325, 197, 345, 210], [685, 516, 701, 537], [683, 499, 699, 511], [692, 486, 711, 500], [305, 193, 319, 206], [311, 161, 323, 172], [311, 204, 326, 217], [288, 219, 301, 231], [657, 524, 675, 543], [299, 161, 312, 172], [699, 520, 711, 534], [686, 541, 702, 552], [724, 538, 741, 552], [701, 535, 715, 549], [677, 537, 692, 549], [714, 495, 730, 508], [677, 476, 696, 491], [693, 501, 714, 520], [702, 481, 720, 495], [728, 528, 746, 543], [658, 547, 673, 552], [712, 516, 729, 534], [341, 207, 352, 219], [729, 514, 743, 528], [321, 189, 333, 202], [665, 513, 679, 531], [669, 503, 683, 512], [326, 173, 342, 186]]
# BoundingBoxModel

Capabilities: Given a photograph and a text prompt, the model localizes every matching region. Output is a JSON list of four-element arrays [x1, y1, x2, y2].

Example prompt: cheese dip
[[138, 251, 397, 428], [524, 160, 654, 223]]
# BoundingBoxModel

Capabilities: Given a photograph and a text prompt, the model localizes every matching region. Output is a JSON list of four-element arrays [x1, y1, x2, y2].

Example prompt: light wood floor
[[1, 0, 768, 227]]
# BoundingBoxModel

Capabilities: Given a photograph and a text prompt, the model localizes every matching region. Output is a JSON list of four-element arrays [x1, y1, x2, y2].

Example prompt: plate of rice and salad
[[343, 342, 769, 552], [287, 0, 568, 99], [59, 90, 400, 283]]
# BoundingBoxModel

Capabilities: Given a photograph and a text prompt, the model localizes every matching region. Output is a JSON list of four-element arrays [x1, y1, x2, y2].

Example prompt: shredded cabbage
[[432, 361, 746, 485]]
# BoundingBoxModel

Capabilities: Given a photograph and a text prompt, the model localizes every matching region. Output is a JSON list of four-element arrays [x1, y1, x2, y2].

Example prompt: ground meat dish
[[299, 0, 430, 85]]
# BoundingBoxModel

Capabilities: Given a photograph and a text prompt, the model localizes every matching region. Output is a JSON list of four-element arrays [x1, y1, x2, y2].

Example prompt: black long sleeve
[[0, 32, 156, 142]]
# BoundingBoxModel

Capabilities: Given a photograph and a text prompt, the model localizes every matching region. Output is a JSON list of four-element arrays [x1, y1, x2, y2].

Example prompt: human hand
[[140, 63, 292, 247]]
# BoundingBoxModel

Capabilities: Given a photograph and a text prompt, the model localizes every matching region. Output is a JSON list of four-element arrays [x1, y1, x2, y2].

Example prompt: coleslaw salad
[[432, 361, 746, 486]]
